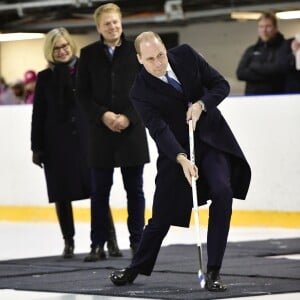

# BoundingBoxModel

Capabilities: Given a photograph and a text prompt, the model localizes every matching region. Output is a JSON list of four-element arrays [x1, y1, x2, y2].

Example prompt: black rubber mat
[[0, 238, 299, 299]]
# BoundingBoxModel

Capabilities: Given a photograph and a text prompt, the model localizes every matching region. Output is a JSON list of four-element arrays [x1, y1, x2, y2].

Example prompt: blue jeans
[[90, 165, 145, 249]]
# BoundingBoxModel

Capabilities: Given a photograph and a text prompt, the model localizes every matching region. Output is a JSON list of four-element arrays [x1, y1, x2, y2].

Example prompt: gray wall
[[0, 19, 299, 95], [125, 19, 299, 95]]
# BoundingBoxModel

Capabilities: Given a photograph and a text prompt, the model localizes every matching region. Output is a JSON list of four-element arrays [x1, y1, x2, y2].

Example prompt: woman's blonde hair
[[93, 3, 122, 26], [43, 27, 77, 63]]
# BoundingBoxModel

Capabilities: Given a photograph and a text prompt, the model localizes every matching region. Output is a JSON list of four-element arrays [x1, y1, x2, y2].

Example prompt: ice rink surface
[[0, 221, 299, 300]]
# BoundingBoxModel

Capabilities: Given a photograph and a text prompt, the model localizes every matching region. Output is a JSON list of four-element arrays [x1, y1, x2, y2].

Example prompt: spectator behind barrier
[[236, 12, 285, 95], [278, 35, 300, 93], [10, 79, 25, 104], [24, 70, 37, 104], [0, 76, 18, 105]]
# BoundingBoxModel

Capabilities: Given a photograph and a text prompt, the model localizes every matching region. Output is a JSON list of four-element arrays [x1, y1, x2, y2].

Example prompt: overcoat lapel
[[168, 51, 194, 100], [140, 67, 185, 101], [139, 51, 195, 105]]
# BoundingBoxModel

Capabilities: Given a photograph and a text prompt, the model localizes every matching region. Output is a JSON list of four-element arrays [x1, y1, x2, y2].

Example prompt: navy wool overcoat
[[131, 44, 251, 227]]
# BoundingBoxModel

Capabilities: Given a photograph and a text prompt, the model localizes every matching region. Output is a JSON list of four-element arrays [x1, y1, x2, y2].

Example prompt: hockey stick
[[188, 116, 206, 288]]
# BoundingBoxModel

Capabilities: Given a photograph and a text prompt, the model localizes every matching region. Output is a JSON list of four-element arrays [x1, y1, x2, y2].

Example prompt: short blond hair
[[258, 12, 278, 28], [93, 3, 122, 26], [134, 31, 164, 55], [43, 27, 77, 63]]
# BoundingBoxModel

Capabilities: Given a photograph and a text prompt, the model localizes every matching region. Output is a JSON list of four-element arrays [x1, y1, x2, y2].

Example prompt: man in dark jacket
[[236, 12, 285, 95], [278, 36, 300, 93], [76, 3, 149, 261], [110, 32, 251, 292]]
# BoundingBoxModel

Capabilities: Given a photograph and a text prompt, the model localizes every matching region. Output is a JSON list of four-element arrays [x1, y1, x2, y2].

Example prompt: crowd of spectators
[[236, 12, 300, 95], [0, 70, 37, 105], [1, 11, 299, 104]]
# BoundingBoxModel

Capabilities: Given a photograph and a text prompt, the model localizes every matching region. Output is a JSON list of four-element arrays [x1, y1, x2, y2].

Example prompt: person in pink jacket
[[24, 70, 37, 104]]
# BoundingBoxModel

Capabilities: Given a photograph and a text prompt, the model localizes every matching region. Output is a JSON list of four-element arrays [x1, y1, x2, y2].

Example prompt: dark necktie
[[165, 71, 183, 93]]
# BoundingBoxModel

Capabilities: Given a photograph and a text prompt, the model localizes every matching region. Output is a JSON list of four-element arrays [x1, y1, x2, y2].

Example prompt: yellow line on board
[[0, 206, 299, 228]]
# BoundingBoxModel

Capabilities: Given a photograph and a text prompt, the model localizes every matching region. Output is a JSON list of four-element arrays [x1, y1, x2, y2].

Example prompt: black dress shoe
[[62, 239, 74, 259], [62, 244, 74, 259], [110, 268, 138, 286], [205, 270, 227, 292], [107, 238, 123, 257], [84, 247, 106, 262]]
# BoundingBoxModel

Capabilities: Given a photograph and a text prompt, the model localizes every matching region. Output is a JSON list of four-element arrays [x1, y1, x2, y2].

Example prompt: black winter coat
[[131, 44, 251, 227], [31, 60, 90, 203], [278, 38, 300, 93], [236, 32, 285, 95], [76, 36, 149, 168]]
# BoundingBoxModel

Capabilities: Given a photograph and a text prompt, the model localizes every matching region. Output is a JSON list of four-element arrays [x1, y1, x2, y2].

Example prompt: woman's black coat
[[31, 60, 90, 203], [278, 38, 300, 93]]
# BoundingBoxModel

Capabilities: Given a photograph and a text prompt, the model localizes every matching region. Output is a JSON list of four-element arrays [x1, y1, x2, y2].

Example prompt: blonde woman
[[31, 27, 121, 258]]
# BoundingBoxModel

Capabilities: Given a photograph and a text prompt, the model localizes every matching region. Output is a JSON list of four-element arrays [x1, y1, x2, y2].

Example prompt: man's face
[[137, 38, 168, 77], [96, 12, 122, 44], [258, 17, 277, 42]]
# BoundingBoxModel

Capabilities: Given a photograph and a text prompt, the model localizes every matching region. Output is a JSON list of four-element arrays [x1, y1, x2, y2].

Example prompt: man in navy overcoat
[[110, 31, 251, 292]]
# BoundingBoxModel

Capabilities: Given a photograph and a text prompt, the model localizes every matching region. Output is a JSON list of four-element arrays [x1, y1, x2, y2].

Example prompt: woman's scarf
[[49, 56, 77, 121]]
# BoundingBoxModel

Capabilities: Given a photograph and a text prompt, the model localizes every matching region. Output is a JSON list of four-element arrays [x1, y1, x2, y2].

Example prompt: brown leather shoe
[[205, 270, 227, 292], [110, 268, 138, 286]]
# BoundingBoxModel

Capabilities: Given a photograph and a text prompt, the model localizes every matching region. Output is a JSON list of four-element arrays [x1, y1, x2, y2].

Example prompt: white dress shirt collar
[[159, 64, 180, 84]]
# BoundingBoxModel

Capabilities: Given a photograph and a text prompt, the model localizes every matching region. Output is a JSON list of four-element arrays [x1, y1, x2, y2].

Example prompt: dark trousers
[[200, 146, 233, 271], [129, 144, 232, 275], [90, 165, 145, 248], [55, 200, 75, 243]]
